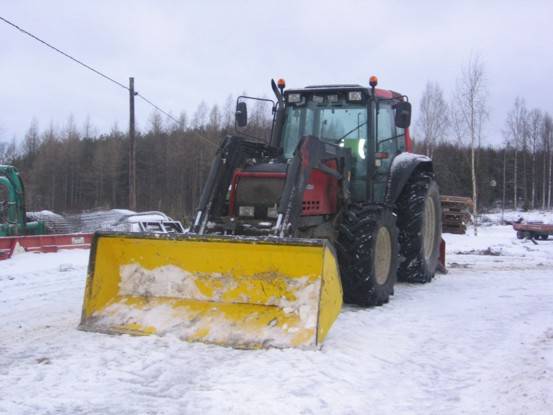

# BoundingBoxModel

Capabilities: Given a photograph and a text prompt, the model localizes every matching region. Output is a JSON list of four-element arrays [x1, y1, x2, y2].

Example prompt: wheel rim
[[374, 226, 392, 285], [422, 196, 437, 261]]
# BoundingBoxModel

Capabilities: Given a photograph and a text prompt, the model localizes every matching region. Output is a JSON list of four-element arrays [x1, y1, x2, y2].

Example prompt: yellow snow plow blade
[[79, 233, 343, 349]]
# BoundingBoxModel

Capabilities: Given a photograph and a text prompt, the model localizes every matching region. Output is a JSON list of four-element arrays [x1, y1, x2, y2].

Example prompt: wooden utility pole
[[129, 77, 137, 211]]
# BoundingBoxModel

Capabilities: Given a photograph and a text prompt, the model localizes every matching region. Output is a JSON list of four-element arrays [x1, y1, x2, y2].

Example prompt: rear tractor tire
[[396, 171, 442, 283], [336, 205, 398, 307]]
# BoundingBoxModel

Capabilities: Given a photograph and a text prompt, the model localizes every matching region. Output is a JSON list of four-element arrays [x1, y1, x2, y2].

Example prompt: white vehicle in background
[[28, 209, 186, 235], [107, 211, 186, 234]]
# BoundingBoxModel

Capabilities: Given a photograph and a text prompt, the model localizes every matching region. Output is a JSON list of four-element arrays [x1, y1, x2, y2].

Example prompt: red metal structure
[[0, 233, 93, 260]]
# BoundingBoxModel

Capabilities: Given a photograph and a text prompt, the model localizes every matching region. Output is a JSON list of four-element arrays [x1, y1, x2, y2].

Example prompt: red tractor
[[81, 76, 444, 349], [190, 77, 442, 306]]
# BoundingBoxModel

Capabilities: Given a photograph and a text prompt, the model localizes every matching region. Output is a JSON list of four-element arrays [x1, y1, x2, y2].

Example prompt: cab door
[[373, 101, 397, 201]]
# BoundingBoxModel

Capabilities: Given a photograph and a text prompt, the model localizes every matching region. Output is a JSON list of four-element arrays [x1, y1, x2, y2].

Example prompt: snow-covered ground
[[481, 209, 553, 225], [1, 213, 553, 415]]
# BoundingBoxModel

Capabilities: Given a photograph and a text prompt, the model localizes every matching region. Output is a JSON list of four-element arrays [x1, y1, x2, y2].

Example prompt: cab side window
[[377, 103, 396, 154], [395, 125, 406, 152]]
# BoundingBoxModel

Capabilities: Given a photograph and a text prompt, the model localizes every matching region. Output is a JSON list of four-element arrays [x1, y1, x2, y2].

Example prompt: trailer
[[513, 222, 553, 240]]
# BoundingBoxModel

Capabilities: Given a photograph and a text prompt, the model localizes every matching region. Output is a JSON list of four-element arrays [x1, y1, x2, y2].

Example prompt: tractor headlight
[[238, 206, 255, 217], [327, 94, 338, 103], [267, 206, 278, 218], [348, 91, 362, 101], [287, 93, 302, 103], [312, 95, 324, 104]]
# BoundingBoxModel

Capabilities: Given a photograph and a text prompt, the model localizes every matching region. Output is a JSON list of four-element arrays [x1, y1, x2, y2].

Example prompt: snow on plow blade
[[79, 232, 343, 349]]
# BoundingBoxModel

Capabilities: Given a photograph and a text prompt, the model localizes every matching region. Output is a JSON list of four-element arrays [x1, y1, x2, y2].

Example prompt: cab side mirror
[[394, 101, 411, 129], [236, 102, 248, 127]]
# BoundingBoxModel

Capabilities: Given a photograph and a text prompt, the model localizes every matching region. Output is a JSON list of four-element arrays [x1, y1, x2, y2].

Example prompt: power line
[[0, 15, 218, 147], [0, 15, 129, 92], [136, 93, 179, 124]]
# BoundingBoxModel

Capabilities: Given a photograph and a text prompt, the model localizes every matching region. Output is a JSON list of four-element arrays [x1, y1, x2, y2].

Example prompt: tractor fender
[[385, 152, 434, 204]]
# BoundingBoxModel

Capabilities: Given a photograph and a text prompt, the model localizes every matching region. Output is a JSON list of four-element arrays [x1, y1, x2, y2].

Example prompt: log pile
[[440, 195, 473, 234]]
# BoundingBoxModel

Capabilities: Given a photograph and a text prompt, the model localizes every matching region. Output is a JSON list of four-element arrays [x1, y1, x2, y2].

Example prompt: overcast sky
[[1, 0, 552, 145]]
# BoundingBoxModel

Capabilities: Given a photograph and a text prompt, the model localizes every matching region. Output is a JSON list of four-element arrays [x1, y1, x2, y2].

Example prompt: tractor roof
[[286, 84, 403, 99]]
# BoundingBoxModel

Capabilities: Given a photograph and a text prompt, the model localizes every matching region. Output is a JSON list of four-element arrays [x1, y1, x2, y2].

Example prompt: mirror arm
[[271, 79, 284, 105]]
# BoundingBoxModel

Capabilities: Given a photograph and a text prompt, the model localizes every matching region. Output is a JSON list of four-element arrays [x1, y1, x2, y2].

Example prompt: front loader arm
[[274, 136, 353, 237], [191, 136, 278, 234]]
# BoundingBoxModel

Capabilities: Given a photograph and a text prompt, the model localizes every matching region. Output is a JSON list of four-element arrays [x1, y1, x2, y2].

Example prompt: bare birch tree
[[416, 81, 449, 157], [452, 55, 489, 235], [521, 112, 529, 209], [528, 109, 542, 209], [541, 114, 550, 210], [504, 97, 527, 210], [545, 114, 553, 209]]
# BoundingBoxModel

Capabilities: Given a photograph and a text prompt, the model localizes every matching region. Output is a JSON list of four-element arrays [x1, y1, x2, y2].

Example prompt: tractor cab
[[226, 78, 413, 237], [276, 82, 412, 202]]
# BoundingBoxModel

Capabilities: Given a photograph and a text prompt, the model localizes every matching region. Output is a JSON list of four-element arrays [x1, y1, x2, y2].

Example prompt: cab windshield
[[281, 98, 368, 161]]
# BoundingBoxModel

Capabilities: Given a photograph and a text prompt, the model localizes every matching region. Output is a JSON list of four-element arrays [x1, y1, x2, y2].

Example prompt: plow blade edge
[[79, 233, 343, 349]]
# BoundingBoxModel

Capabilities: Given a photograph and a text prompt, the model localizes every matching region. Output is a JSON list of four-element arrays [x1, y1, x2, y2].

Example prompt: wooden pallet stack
[[440, 195, 473, 234]]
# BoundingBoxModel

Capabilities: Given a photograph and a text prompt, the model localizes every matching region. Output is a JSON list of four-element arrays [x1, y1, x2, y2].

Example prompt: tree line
[[1, 72, 552, 222], [0, 97, 273, 221], [416, 56, 553, 217]]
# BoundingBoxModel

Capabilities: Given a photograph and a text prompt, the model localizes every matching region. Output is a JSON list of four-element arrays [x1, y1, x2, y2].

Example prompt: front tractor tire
[[336, 206, 398, 307], [396, 171, 442, 283]]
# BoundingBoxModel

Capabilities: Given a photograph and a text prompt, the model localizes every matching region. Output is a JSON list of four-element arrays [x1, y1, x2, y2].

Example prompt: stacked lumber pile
[[440, 195, 473, 234]]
